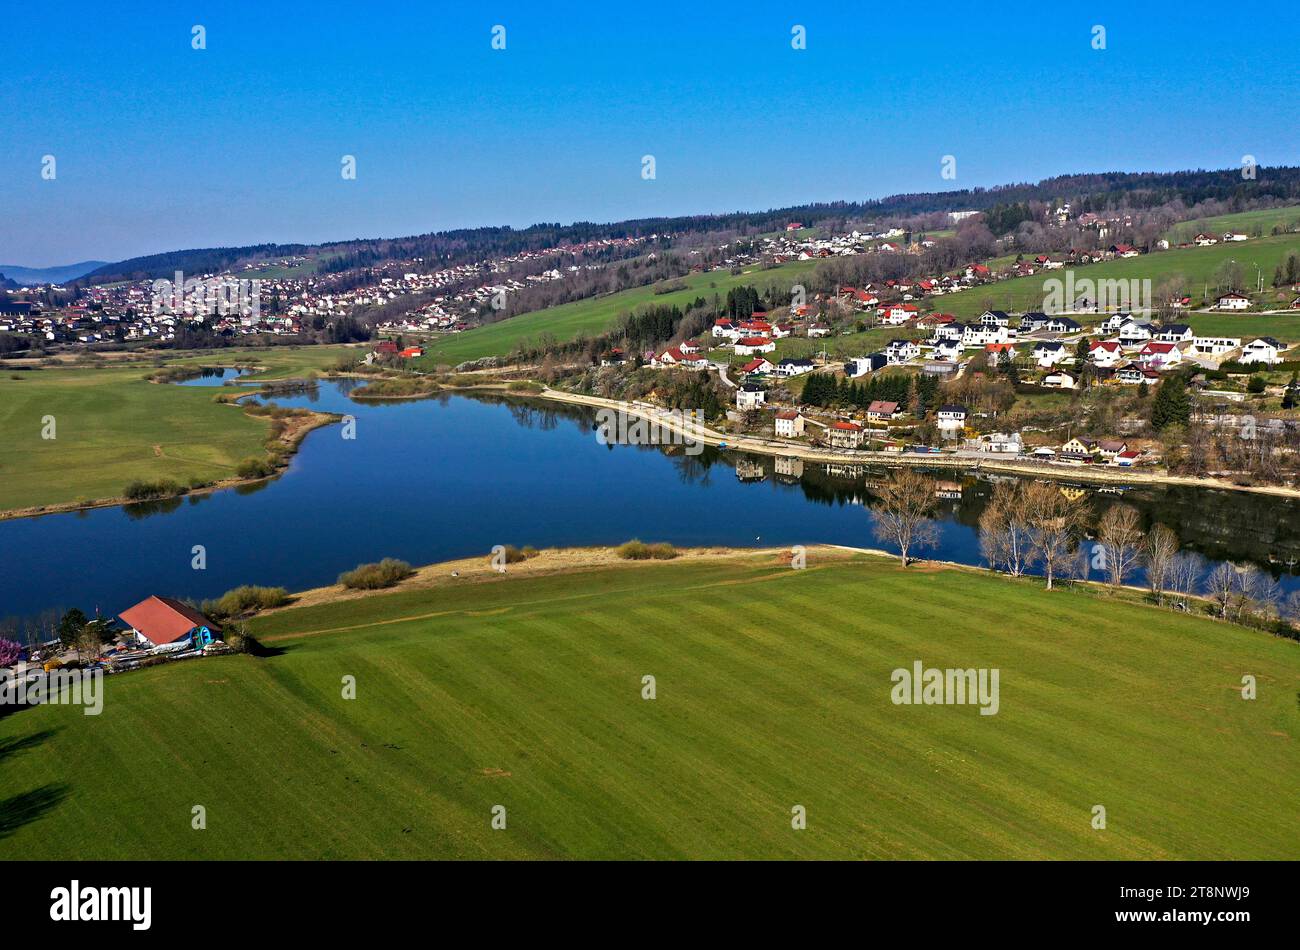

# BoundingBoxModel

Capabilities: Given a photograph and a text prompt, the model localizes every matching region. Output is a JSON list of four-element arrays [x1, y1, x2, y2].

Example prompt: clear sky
[[2, 0, 1296, 265]]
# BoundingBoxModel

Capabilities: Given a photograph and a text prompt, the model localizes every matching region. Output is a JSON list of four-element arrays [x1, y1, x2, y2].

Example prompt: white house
[[1032, 341, 1068, 367], [844, 353, 888, 377], [1043, 370, 1077, 389], [1215, 292, 1251, 311], [827, 420, 865, 449], [1192, 336, 1241, 357], [1088, 340, 1123, 367], [936, 404, 968, 437], [1240, 337, 1283, 365], [774, 410, 805, 437], [932, 339, 963, 361], [733, 336, 776, 355], [1153, 323, 1194, 344], [885, 339, 921, 364], [736, 383, 767, 410], [1137, 341, 1184, 370], [652, 345, 710, 370]]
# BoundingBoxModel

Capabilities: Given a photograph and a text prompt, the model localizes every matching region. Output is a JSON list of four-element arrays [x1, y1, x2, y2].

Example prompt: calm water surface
[[3, 380, 1299, 627]]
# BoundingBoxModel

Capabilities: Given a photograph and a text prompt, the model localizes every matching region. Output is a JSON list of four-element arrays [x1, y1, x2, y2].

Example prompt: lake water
[[3, 379, 1300, 629]]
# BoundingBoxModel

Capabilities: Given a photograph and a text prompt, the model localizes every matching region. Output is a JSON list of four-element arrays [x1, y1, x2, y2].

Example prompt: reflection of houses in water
[[935, 479, 963, 500], [774, 456, 804, 482], [820, 463, 869, 479], [735, 459, 767, 482]]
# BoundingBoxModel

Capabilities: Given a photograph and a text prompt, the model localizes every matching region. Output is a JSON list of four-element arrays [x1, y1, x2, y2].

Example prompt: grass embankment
[[1, 549, 1296, 860], [412, 260, 821, 367]]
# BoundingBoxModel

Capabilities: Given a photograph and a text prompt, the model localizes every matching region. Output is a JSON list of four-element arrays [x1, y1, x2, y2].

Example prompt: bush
[[616, 540, 678, 560], [201, 585, 291, 620], [123, 478, 183, 500], [223, 622, 269, 655], [495, 545, 539, 565], [338, 558, 414, 590], [235, 457, 276, 479]]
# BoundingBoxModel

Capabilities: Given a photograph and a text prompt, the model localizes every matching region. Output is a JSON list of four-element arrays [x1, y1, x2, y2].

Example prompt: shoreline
[[533, 386, 1300, 499], [0, 403, 340, 523]]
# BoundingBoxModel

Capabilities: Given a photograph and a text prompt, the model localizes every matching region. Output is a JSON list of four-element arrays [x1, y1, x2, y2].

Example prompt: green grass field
[[0, 366, 273, 512], [1165, 205, 1300, 244], [0, 347, 355, 513], [2, 552, 1297, 860], [413, 260, 822, 367], [940, 234, 1300, 320]]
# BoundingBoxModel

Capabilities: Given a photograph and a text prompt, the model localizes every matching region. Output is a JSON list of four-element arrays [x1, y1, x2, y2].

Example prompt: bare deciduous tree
[[872, 469, 938, 567], [1168, 552, 1204, 610], [1142, 523, 1180, 599], [1205, 562, 1240, 619], [978, 481, 1035, 576], [1098, 503, 1144, 587], [1023, 481, 1088, 590]]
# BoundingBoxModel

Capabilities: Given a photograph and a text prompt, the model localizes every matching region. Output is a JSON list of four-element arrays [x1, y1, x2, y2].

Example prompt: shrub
[[338, 558, 414, 590], [496, 545, 539, 565], [235, 457, 276, 479], [123, 478, 183, 500], [201, 585, 291, 620], [616, 540, 678, 560], [223, 622, 269, 655]]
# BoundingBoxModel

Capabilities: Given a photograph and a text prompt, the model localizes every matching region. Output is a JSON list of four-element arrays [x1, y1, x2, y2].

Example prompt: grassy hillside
[[413, 260, 821, 367], [940, 234, 1300, 319], [1165, 205, 1300, 243], [2, 551, 1297, 860]]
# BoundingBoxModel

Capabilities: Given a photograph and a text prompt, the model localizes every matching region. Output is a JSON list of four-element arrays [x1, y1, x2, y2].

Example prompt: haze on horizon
[[2, 0, 1295, 266]]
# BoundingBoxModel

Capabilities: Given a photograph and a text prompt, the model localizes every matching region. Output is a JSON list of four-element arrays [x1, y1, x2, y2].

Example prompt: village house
[[1115, 362, 1162, 385], [774, 410, 805, 438], [651, 345, 710, 369], [976, 432, 1023, 454], [736, 383, 767, 410], [1215, 291, 1251, 311], [1117, 320, 1152, 347], [1153, 323, 1194, 344], [119, 596, 220, 650], [1191, 336, 1241, 358], [867, 400, 902, 423], [733, 336, 776, 356], [1032, 340, 1068, 367], [775, 357, 815, 377], [1088, 340, 1123, 367], [885, 339, 921, 364], [1137, 341, 1183, 370], [740, 357, 774, 376], [844, 353, 888, 377], [1098, 439, 1129, 460], [1059, 437, 1099, 462], [1239, 337, 1283, 365], [827, 420, 865, 449], [932, 339, 963, 361], [1042, 370, 1077, 389], [936, 404, 968, 437], [985, 342, 1018, 365]]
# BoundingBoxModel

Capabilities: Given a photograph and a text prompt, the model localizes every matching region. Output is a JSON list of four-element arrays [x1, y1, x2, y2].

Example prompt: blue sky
[[2, 0, 1296, 265]]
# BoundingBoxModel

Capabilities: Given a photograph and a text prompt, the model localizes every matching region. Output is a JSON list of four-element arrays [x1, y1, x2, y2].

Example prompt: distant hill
[[0, 261, 108, 285], [79, 165, 1300, 285]]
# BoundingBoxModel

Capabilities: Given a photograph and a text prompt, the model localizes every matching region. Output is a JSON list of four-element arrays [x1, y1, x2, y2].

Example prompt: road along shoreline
[[533, 386, 1300, 499]]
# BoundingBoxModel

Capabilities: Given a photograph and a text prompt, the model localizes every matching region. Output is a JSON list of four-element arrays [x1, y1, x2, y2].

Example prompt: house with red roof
[[1088, 339, 1123, 367], [1138, 341, 1184, 370], [119, 596, 219, 649], [827, 419, 865, 449], [734, 336, 775, 355]]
